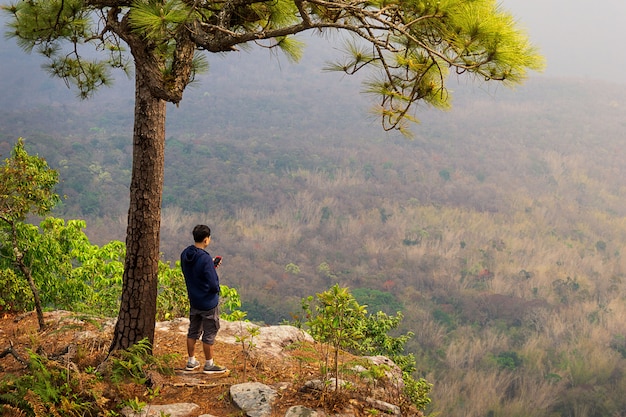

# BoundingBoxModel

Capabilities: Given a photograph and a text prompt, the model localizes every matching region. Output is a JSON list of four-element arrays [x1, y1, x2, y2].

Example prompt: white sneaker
[[185, 358, 201, 371], [203, 364, 227, 374]]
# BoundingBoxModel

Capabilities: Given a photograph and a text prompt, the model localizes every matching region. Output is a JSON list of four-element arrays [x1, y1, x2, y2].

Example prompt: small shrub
[[108, 338, 178, 385], [495, 351, 523, 370], [300, 284, 432, 410], [0, 349, 102, 416]]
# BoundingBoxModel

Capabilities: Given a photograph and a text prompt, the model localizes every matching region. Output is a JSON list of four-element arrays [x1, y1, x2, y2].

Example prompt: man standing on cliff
[[180, 224, 227, 374]]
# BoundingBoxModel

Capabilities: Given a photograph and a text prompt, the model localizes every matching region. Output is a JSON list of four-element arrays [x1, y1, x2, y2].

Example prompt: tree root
[[0, 341, 27, 366]]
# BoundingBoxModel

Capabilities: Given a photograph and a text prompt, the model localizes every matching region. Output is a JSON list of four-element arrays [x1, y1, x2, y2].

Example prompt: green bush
[[108, 338, 177, 385], [0, 268, 30, 312], [301, 284, 432, 410], [495, 351, 523, 370], [0, 215, 246, 323], [156, 260, 188, 321], [0, 350, 101, 416]]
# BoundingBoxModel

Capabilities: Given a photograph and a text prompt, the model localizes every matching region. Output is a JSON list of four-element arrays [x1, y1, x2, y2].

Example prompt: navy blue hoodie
[[180, 245, 220, 311]]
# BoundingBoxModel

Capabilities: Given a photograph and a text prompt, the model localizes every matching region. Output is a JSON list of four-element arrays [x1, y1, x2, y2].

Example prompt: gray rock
[[156, 319, 314, 359], [285, 405, 320, 416], [120, 402, 199, 417], [221, 322, 314, 359], [230, 382, 277, 417], [365, 397, 401, 416], [302, 378, 346, 393]]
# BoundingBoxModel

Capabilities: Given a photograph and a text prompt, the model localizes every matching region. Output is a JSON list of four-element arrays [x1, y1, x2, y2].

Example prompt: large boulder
[[230, 381, 277, 417]]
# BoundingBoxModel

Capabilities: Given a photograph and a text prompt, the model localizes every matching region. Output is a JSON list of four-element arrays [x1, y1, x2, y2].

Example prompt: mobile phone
[[213, 256, 222, 267]]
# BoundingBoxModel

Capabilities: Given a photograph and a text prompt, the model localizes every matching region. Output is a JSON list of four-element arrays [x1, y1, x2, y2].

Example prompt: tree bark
[[109, 62, 166, 352], [8, 221, 45, 330], [16, 257, 45, 330]]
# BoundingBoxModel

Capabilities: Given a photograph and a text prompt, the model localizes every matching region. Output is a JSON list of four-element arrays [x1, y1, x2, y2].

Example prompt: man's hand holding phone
[[213, 256, 222, 268]]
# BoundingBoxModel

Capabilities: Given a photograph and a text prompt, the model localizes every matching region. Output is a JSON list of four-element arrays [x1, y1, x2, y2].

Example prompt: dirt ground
[[0, 310, 384, 416]]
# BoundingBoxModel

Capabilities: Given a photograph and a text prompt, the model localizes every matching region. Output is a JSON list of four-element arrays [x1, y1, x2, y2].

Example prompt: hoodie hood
[[181, 245, 203, 263]]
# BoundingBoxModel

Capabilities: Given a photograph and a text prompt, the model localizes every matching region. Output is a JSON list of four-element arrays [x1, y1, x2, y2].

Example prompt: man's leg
[[202, 342, 214, 362], [187, 337, 197, 358], [184, 337, 201, 370], [187, 309, 203, 359], [201, 341, 226, 372], [185, 310, 203, 370], [200, 307, 226, 372]]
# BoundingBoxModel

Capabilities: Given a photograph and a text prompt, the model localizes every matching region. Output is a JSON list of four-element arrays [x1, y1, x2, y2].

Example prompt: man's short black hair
[[192, 224, 211, 242]]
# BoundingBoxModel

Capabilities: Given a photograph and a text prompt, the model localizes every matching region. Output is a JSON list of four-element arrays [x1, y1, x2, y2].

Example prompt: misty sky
[[500, 0, 626, 85]]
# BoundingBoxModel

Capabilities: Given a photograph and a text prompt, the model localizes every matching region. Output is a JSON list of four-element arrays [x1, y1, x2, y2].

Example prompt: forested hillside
[[3, 32, 626, 416]]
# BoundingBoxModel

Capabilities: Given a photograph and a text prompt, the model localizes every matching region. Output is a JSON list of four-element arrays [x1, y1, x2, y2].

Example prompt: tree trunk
[[8, 221, 45, 330], [17, 261, 45, 331], [109, 64, 166, 352]]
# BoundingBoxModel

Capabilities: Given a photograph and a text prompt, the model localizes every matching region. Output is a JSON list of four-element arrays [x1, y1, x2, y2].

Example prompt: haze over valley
[[2, 13, 626, 416]]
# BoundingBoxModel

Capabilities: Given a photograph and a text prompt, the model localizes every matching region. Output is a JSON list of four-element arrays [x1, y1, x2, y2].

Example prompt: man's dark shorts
[[187, 306, 220, 345]]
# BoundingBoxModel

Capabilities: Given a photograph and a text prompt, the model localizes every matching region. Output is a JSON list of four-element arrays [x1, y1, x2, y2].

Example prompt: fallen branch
[[0, 341, 27, 365], [166, 381, 230, 388]]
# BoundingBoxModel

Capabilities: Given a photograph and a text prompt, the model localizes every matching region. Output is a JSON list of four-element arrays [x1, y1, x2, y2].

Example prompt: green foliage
[[0, 139, 61, 327], [0, 211, 247, 322], [72, 238, 125, 316], [305, 286, 412, 369], [326, 0, 544, 132], [302, 284, 367, 389], [0, 349, 101, 416], [552, 276, 582, 305], [109, 338, 177, 385], [317, 262, 336, 281], [274, 36, 305, 63], [432, 308, 457, 330], [0, 339, 178, 416], [156, 260, 187, 321], [301, 284, 431, 409], [128, 0, 191, 41], [235, 323, 261, 380], [220, 284, 246, 321], [352, 288, 403, 316], [0, 268, 30, 312], [362, 311, 413, 363], [2, 0, 126, 98], [285, 262, 301, 275], [4, 0, 542, 129], [359, 309, 433, 410], [494, 351, 523, 371], [0, 217, 124, 314], [242, 298, 292, 324], [120, 397, 147, 413], [402, 375, 433, 411], [303, 284, 368, 355], [0, 138, 59, 222]]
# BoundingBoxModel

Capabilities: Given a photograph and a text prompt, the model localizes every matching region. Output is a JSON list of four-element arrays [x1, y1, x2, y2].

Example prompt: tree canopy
[[0, 138, 59, 224], [3, 0, 543, 131], [0, 138, 59, 329], [1, 0, 544, 350]]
